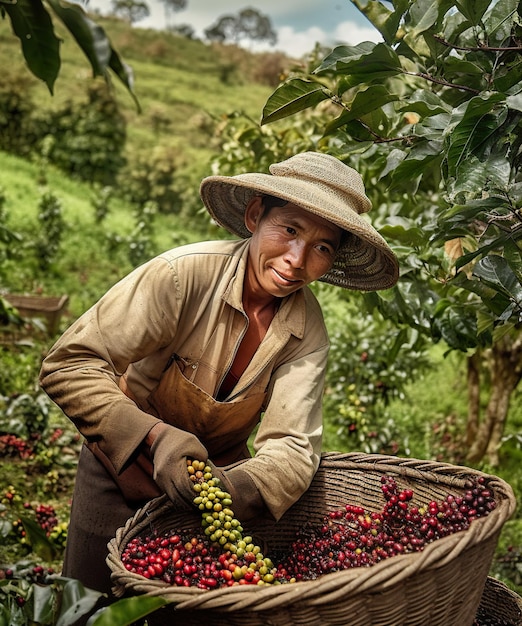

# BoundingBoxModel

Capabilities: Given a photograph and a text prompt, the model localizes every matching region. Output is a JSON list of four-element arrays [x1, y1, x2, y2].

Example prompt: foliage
[[322, 292, 431, 454], [40, 82, 128, 186], [0, 571, 106, 626], [122, 146, 181, 213], [262, 0, 522, 350], [257, 0, 522, 465], [0, 0, 138, 107], [34, 191, 65, 273], [106, 200, 158, 267], [0, 75, 39, 158]]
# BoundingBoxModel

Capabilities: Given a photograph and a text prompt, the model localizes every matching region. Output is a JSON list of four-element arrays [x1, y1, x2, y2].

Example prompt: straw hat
[[200, 151, 399, 291]]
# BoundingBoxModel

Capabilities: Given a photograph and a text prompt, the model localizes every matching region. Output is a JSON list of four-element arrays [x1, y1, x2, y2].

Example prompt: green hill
[[1, 12, 286, 181]]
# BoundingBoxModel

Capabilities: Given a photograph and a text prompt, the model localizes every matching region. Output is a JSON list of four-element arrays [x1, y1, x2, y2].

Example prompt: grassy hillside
[[1, 12, 281, 182]]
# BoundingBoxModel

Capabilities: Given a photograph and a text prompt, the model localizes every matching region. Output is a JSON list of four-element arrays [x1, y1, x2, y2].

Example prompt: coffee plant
[[34, 190, 65, 272]]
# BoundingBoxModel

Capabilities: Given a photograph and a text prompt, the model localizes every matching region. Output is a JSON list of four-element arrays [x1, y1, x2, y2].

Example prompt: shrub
[[39, 82, 127, 186]]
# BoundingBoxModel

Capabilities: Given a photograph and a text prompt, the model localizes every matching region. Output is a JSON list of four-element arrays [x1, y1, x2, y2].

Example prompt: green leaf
[[342, 85, 399, 122], [45, 0, 109, 74], [387, 327, 408, 364], [503, 239, 522, 280], [1, 0, 60, 93], [390, 140, 443, 190], [261, 78, 331, 125], [56, 579, 105, 626], [87, 595, 169, 626], [484, 0, 519, 45], [447, 151, 511, 200], [108, 49, 141, 112], [473, 255, 522, 308], [398, 90, 450, 118], [446, 94, 507, 178], [379, 224, 426, 246], [20, 516, 59, 562], [455, 0, 492, 25], [314, 42, 402, 82], [32, 584, 55, 624], [45, 0, 140, 110]]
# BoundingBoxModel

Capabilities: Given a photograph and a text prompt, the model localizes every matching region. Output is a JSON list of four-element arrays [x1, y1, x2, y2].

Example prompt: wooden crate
[[3, 294, 69, 336]]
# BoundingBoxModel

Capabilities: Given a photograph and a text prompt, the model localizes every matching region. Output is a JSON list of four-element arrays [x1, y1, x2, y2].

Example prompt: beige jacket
[[39, 239, 330, 519]]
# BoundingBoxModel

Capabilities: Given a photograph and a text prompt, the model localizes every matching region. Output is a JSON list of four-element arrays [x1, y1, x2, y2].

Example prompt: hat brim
[[200, 173, 399, 291]]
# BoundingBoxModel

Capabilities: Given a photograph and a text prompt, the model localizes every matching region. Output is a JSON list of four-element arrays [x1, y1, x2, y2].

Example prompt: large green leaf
[[456, 0, 494, 25], [261, 78, 331, 125], [447, 151, 511, 199], [1, 0, 60, 93], [473, 255, 522, 309], [314, 42, 402, 82], [32, 584, 56, 625], [390, 139, 443, 190], [20, 516, 59, 562], [87, 595, 169, 625], [342, 85, 399, 122], [56, 579, 104, 626], [46, 0, 109, 74], [484, 0, 519, 45], [445, 94, 507, 177], [46, 0, 140, 109]]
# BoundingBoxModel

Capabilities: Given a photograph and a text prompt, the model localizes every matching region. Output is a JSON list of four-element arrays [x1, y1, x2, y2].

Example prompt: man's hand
[[149, 423, 208, 506], [206, 461, 267, 522]]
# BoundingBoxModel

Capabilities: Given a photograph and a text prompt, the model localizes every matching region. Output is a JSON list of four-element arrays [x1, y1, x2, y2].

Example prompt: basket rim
[[107, 452, 517, 613]]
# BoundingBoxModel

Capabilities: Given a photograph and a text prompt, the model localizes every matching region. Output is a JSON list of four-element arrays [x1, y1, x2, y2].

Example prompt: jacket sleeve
[[39, 257, 179, 474], [243, 339, 329, 521]]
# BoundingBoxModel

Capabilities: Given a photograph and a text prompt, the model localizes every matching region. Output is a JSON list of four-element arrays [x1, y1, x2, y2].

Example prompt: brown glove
[[150, 424, 208, 507], [207, 461, 268, 522]]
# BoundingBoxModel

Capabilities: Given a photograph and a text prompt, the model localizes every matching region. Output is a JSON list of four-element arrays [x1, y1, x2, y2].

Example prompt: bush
[[38, 82, 127, 186]]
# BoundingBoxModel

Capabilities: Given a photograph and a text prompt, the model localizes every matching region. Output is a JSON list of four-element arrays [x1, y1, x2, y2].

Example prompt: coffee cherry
[[123, 469, 496, 589]]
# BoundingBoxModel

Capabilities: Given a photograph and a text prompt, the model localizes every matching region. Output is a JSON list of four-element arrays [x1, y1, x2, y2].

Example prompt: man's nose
[[284, 240, 306, 269]]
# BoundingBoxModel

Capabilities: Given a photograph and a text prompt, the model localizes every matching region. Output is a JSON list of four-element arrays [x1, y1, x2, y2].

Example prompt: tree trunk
[[465, 351, 481, 447], [466, 334, 522, 465]]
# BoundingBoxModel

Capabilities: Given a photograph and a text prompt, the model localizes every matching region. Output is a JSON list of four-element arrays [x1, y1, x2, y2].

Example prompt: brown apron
[[87, 359, 266, 504]]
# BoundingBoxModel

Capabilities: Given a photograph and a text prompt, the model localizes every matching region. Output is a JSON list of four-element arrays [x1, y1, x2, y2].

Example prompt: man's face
[[244, 197, 343, 299]]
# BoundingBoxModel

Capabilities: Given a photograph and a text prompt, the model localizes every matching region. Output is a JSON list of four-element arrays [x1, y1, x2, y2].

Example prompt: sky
[[85, 0, 382, 58]]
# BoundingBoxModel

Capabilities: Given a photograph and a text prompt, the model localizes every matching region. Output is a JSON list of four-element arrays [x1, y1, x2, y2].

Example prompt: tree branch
[[413, 72, 481, 94], [433, 34, 522, 53]]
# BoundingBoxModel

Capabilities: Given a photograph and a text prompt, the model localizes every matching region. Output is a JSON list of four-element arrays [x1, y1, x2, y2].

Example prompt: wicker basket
[[107, 452, 517, 626], [475, 577, 522, 625]]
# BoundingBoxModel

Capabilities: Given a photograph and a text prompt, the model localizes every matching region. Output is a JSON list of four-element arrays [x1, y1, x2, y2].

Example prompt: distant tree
[[111, 0, 150, 24], [170, 23, 195, 39], [205, 7, 277, 46], [159, 0, 187, 30]]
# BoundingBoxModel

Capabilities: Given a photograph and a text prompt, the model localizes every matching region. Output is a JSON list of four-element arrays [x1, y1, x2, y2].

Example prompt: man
[[39, 151, 399, 594]]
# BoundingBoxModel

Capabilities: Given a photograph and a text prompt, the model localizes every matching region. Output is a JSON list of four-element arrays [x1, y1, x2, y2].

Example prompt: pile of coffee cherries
[[120, 462, 497, 590]]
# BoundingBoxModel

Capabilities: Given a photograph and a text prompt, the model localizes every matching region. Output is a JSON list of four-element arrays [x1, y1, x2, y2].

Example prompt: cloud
[[84, 1, 381, 58], [333, 21, 383, 46], [250, 22, 382, 58]]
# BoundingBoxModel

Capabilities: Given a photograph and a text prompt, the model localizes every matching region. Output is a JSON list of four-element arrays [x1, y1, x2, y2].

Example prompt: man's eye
[[318, 244, 334, 256], [285, 226, 297, 235]]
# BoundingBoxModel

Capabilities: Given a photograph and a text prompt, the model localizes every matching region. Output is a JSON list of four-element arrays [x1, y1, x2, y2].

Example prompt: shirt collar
[[222, 239, 307, 340]]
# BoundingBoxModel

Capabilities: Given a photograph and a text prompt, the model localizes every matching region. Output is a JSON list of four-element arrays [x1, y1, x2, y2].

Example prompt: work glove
[[150, 424, 208, 507], [206, 460, 268, 523]]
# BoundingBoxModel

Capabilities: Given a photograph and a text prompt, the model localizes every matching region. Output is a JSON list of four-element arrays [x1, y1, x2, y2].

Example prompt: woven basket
[[475, 577, 522, 626], [107, 452, 517, 626]]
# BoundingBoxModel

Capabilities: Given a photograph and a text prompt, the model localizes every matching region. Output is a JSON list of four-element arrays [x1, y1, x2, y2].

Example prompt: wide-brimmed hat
[[199, 151, 399, 291]]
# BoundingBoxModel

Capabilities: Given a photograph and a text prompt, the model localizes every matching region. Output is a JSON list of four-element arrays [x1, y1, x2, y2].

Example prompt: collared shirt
[[40, 239, 330, 519]]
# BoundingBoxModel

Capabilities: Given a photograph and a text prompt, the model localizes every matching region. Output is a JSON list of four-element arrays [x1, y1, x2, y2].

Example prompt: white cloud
[[333, 21, 383, 46], [85, 0, 381, 58]]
